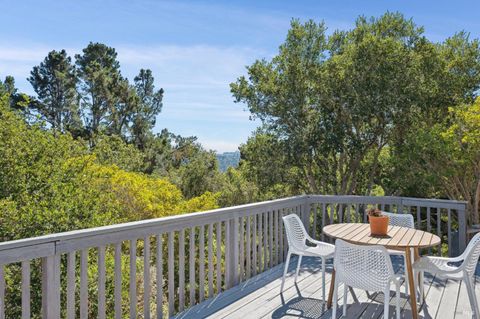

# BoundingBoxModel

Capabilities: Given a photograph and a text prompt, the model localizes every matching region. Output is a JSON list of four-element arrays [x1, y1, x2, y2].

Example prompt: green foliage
[[92, 134, 145, 172], [132, 69, 164, 150], [0, 93, 219, 317], [218, 167, 259, 207], [231, 13, 480, 200], [166, 135, 224, 199], [28, 49, 82, 134], [393, 98, 480, 224]]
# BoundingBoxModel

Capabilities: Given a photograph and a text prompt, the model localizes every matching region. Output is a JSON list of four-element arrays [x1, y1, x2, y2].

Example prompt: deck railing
[[0, 195, 467, 318]]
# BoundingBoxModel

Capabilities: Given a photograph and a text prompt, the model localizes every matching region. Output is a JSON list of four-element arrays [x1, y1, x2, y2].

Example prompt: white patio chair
[[382, 211, 415, 295], [332, 239, 402, 319], [413, 232, 480, 317], [281, 214, 335, 302]]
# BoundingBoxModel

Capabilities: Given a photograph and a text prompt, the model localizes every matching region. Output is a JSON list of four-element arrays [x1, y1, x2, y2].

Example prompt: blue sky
[[1, 0, 479, 152]]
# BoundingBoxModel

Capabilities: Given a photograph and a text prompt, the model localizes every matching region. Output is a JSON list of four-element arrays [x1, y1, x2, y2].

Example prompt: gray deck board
[[175, 257, 480, 319]]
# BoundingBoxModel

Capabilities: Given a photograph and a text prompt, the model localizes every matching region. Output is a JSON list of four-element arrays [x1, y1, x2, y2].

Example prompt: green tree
[[0, 76, 31, 114], [238, 131, 298, 198], [92, 134, 145, 172], [132, 69, 164, 149], [28, 49, 82, 134], [231, 13, 480, 198], [75, 42, 124, 136], [397, 99, 480, 224], [167, 135, 223, 198]]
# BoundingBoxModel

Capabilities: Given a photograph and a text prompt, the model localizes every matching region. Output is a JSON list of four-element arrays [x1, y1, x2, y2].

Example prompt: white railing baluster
[[156, 234, 163, 319], [98, 246, 106, 319], [437, 207, 442, 256], [447, 209, 452, 256], [263, 213, 268, 270], [273, 210, 278, 266], [252, 215, 257, 276], [322, 204, 327, 241], [67, 252, 75, 319], [189, 227, 195, 306], [199, 225, 205, 300], [231, 217, 239, 286], [269, 211, 274, 268], [129, 239, 137, 319], [144, 237, 151, 319], [225, 221, 231, 288], [215, 222, 222, 293], [208, 223, 214, 294], [427, 206, 432, 254], [114, 243, 122, 319], [246, 216, 251, 278], [417, 205, 421, 229], [0, 265, 4, 319], [258, 213, 263, 273], [80, 250, 88, 319], [178, 230, 185, 312], [279, 208, 284, 261], [167, 232, 174, 316], [21, 261, 30, 319]]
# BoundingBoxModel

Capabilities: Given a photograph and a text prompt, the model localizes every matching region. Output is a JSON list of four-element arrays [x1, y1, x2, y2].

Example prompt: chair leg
[[295, 255, 302, 283], [404, 256, 409, 296], [419, 271, 425, 304], [384, 287, 390, 319], [464, 276, 480, 318], [343, 284, 348, 317], [322, 257, 326, 302], [280, 252, 291, 292], [332, 277, 339, 319], [470, 277, 480, 319], [471, 278, 480, 319], [396, 281, 401, 319]]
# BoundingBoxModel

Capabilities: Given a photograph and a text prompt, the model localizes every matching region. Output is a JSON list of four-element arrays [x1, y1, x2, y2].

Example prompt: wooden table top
[[323, 223, 441, 249]]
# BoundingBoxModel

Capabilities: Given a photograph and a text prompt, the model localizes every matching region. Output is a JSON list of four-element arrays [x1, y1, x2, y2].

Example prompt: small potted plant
[[367, 208, 389, 236]]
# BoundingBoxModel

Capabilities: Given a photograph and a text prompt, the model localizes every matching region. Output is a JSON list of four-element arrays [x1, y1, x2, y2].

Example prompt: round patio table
[[323, 223, 441, 319]]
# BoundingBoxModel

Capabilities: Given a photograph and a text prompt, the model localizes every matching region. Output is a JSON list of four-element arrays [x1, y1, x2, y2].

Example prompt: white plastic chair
[[332, 239, 402, 319], [413, 232, 480, 317], [382, 211, 415, 295], [281, 214, 335, 302]]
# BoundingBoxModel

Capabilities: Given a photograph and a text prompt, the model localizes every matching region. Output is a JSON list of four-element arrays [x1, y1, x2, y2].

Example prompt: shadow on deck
[[176, 256, 480, 319]]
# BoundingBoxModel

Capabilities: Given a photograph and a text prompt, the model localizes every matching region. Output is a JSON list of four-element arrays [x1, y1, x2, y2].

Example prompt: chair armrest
[[413, 257, 464, 275], [306, 236, 335, 249]]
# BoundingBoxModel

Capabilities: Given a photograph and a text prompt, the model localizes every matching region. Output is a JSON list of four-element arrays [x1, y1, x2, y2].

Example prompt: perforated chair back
[[382, 211, 415, 229], [334, 239, 395, 292], [462, 232, 480, 277], [282, 214, 308, 253]]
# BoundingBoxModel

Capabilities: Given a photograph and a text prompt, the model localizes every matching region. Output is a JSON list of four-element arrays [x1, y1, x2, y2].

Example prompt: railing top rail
[[0, 195, 307, 252], [0, 194, 467, 255], [307, 195, 467, 209]]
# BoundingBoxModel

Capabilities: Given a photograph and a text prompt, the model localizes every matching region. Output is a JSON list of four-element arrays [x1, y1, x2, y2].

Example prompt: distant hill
[[216, 151, 240, 172]]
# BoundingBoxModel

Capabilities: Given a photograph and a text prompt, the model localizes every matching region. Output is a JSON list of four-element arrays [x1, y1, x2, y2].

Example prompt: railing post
[[303, 196, 311, 234], [458, 204, 467, 254], [42, 254, 60, 319], [398, 198, 404, 214], [226, 217, 239, 288]]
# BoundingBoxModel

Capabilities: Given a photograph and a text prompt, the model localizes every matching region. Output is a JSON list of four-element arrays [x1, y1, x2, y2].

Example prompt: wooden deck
[[176, 256, 480, 319]]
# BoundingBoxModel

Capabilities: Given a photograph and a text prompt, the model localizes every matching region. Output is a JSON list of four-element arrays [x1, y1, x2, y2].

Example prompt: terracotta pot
[[368, 215, 389, 236]]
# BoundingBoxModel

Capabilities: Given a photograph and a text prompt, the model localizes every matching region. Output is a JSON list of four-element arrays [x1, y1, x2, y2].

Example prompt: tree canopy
[[231, 13, 480, 208]]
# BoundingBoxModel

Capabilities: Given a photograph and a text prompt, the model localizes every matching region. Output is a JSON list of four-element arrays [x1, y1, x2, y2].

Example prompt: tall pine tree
[[28, 50, 81, 134]]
